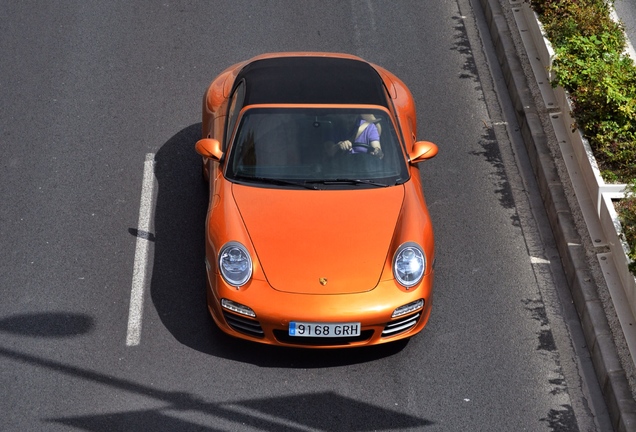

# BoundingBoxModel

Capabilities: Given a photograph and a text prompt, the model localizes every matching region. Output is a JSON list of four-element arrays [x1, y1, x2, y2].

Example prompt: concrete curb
[[480, 0, 636, 430]]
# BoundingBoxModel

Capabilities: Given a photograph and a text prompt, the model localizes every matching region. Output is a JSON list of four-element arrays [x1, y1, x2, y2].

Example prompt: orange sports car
[[195, 52, 438, 348]]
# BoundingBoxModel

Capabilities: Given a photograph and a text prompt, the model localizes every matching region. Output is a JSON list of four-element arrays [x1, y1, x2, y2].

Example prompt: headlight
[[218, 242, 252, 287], [393, 242, 425, 288]]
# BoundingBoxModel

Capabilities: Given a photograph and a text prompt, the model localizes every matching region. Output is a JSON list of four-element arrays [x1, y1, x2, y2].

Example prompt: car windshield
[[225, 107, 409, 188]]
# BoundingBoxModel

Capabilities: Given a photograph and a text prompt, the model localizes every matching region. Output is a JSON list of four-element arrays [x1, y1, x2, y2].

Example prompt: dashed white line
[[530, 256, 551, 264], [126, 153, 156, 346]]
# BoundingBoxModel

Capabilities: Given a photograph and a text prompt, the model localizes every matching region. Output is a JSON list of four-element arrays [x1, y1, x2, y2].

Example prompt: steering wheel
[[352, 143, 384, 159], [350, 143, 374, 153]]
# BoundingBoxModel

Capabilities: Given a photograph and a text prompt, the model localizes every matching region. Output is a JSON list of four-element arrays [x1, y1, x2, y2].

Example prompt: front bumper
[[206, 271, 434, 348]]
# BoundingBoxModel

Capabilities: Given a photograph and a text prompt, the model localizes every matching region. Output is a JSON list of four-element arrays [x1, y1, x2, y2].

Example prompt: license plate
[[288, 321, 361, 337]]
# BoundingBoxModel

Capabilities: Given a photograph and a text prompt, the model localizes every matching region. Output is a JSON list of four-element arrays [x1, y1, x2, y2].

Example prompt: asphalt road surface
[[616, 0, 636, 51], [0, 1, 612, 431]]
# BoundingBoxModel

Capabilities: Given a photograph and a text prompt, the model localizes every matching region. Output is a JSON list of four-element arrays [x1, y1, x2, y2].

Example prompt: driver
[[330, 114, 384, 159]]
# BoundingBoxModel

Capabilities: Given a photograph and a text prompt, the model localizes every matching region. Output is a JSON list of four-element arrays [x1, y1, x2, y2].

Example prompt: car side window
[[225, 81, 246, 150]]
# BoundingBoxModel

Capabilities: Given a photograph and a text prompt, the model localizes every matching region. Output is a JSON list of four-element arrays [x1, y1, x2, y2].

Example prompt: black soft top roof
[[236, 56, 389, 107]]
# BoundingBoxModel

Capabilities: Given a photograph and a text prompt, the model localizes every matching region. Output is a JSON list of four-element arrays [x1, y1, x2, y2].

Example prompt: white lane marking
[[530, 256, 551, 264], [126, 153, 156, 346]]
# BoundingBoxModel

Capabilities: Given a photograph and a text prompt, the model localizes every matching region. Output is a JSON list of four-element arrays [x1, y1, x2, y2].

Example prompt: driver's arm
[[370, 140, 383, 158], [337, 140, 352, 151]]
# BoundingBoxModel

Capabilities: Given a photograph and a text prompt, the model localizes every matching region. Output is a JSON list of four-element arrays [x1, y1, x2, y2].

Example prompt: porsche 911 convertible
[[195, 52, 438, 348]]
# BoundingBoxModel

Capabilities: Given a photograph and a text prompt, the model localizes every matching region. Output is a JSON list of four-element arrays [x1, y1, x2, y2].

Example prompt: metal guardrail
[[511, 1, 636, 368]]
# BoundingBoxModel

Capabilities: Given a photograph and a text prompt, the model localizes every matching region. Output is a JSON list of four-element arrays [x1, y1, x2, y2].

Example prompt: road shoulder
[[478, 0, 636, 430]]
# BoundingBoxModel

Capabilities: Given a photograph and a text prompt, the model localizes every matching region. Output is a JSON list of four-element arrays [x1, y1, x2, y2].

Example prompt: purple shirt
[[351, 120, 380, 154]]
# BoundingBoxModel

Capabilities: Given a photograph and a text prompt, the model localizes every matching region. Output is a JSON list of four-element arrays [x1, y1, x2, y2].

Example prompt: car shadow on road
[[151, 124, 408, 368], [0, 341, 432, 430]]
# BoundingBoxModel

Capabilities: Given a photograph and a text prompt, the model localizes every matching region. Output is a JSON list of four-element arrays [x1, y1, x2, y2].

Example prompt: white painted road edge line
[[126, 153, 156, 346]]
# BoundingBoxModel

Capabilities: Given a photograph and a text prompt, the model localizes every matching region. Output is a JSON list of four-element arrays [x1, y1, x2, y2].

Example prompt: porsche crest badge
[[319, 277, 328, 286]]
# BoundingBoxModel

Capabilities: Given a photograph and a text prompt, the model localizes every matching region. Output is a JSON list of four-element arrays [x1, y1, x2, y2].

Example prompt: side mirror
[[195, 138, 223, 161], [409, 141, 438, 164]]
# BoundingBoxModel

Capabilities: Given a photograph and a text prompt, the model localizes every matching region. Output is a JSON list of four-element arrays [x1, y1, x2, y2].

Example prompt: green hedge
[[530, 0, 636, 271], [617, 182, 636, 273]]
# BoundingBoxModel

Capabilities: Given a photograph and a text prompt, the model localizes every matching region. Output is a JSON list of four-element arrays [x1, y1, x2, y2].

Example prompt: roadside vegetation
[[529, 0, 636, 273], [618, 182, 636, 272]]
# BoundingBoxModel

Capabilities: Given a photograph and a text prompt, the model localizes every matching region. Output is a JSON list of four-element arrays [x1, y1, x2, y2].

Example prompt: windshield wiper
[[308, 178, 390, 187], [235, 175, 317, 190]]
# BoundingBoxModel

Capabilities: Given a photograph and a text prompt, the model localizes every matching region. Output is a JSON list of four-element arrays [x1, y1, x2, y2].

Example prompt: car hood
[[232, 184, 405, 294]]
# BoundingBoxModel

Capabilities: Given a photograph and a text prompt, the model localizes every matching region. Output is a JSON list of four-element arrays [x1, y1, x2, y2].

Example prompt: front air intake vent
[[273, 330, 374, 346], [382, 313, 420, 337], [222, 311, 264, 338]]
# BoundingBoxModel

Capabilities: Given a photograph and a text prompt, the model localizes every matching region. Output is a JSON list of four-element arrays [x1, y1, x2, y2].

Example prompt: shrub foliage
[[530, 0, 636, 273], [617, 183, 636, 273]]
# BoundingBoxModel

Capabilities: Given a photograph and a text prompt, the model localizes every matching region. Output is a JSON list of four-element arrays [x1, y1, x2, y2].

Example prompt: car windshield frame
[[224, 105, 410, 190]]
